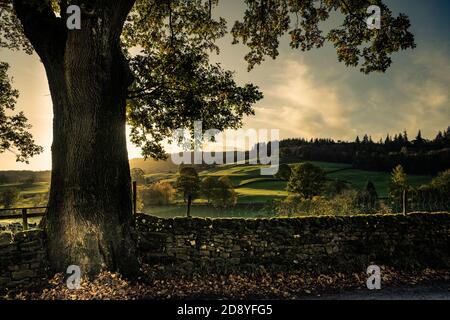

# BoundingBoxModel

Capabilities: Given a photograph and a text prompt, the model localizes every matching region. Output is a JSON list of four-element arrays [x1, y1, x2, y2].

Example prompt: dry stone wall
[[136, 212, 450, 274]]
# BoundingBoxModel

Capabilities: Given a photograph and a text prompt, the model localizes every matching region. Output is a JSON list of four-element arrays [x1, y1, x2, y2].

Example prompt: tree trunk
[[13, 0, 139, 277]]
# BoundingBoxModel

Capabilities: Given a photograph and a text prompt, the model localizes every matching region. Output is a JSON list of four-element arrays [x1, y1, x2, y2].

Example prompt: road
[[307, 282, 450, 300]]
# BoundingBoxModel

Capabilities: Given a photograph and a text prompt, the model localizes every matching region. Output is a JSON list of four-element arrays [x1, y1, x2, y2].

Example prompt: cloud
[[243, 47, 450, 142], [244, 58, 358, 140]]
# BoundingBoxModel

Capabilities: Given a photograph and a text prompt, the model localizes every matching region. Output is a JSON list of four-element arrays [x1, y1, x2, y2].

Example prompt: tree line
[[276, 126, 450, 175]]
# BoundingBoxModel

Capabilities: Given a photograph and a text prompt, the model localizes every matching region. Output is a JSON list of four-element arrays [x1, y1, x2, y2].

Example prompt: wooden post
[[133, 181, 137, 215], [22, 208, 28, 231], [186, 195, 192, 218], [402, 189, 407, 215]]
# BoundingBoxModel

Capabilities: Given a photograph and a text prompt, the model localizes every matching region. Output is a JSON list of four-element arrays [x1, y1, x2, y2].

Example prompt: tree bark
[[14, 0, 139, 277]]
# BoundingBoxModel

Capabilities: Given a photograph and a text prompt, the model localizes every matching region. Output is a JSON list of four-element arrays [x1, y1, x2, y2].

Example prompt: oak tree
[[0, 0, 415, 276]]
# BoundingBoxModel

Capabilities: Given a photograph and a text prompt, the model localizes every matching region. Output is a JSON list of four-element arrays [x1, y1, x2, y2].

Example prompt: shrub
[[388, 165, 408, 211], [0, 187, 20, 209], [275, 163, 292, 181], [273, 190, 388, 217], [139, 181, 175, 207]]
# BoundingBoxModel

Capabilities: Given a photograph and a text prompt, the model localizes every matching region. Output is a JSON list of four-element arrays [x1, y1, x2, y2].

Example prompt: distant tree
[[287, 163, 326, 199], [22, 173, 36, 186], [356, 181, 379, 214], [175, 166, 200, 217], [413, 130, 425, 147], [275, 163, 292, 181], [362, 134, 370, 144], [384, 134, 392, 145], [442, 127, 450, 147], [355, 136, 361, 144], [211, 176, 237, 208], [201, 176, 217, 204], [389, 165, 408, 212], [435, 131, 444, 143], [131, 168, 146, 185], [326, 179, 349, 196], [403, 130, 409, 145], [0, 187, 20, 209], [0, 174, 8, 185], [430, 169, 450, 195]]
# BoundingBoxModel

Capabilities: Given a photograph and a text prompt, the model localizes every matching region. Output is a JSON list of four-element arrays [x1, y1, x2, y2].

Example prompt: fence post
[[402, 189, 407, 215], [21, 208, 28, 231], [133, 181, 137, 215]]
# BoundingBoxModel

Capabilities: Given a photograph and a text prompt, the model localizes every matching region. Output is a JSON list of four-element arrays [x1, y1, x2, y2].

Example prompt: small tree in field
[[287, 163, 326, 199], [389, 165, 408, 212], [175, 167, 200, 217], [275, 163, 292, 181], [213, 176, 237, 208], [201, 176, 217, 204], [356, 181, 379, 214], [0, 188, 20, 209]]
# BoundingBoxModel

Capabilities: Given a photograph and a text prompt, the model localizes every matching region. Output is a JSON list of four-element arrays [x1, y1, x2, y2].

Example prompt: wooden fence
[[0, 206, 47, 230]]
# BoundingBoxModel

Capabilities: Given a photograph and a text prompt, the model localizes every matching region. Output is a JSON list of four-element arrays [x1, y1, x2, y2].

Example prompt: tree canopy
[[287, 162, 326, 198], [0, 62, 42, 162]]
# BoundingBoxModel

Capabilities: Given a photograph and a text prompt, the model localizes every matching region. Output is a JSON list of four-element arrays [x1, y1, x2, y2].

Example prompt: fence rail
[[0, 206, 48, 230]]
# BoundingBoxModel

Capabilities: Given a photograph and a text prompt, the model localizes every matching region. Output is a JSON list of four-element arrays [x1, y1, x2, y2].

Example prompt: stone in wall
[[0, 229, 49, 292]]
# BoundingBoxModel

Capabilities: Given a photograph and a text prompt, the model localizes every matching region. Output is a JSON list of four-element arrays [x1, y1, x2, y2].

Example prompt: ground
[[2, 266, 449, 300], [312, 283, 450, 300]]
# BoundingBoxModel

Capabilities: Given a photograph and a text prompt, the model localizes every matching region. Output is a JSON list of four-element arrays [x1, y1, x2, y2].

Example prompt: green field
[[326, 169, 431, 197], [141, 161, 434, 217], [197, 162, 432, 199], [145, 204, 269, 219], [0, 161, 436, 219], [0, 182, 49, 195]]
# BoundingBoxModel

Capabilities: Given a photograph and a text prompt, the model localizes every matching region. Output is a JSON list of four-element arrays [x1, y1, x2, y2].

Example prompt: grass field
[[145, 204, 269, 218], [197, 162, 432, 199], [0, 182, 49, 195], [141, 161, 434, 217], [326, 169, 432, 197], [0, 161, 436, 219]]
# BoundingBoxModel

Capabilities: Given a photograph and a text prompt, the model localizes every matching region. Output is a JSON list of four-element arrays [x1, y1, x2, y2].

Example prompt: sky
[[0, 0, 449, 170]]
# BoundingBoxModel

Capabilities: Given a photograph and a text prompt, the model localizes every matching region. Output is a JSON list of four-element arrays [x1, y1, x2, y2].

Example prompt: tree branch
[[110, 0, 137, 37], [12, 0, 65, 59]]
